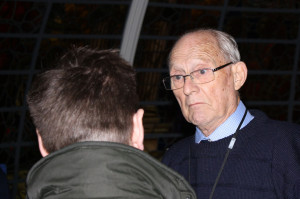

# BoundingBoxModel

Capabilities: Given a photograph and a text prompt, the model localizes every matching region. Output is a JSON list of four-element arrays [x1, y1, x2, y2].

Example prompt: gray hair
[[209, 29, 241, 63], [169, 28, 241, 65]]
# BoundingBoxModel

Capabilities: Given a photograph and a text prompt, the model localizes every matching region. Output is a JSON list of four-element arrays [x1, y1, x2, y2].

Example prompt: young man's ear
[[36, 129, 49, 157], [232, 61, 248, 91], [131, 109, 144, 151]]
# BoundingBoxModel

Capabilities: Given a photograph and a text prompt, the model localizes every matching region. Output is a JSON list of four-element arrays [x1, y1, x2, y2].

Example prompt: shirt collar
[[195, 101, 254, 143]]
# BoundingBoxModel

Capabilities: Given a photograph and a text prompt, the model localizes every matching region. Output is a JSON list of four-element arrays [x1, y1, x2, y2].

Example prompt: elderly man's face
[[170, 33, 239, 135]]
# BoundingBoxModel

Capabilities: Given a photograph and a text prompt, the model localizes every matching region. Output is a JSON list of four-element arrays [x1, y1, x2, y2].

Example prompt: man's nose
[[183, 75, 197, 95]]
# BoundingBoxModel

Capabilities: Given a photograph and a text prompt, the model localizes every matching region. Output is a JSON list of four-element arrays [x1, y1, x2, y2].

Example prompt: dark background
[[1, 0, 300, 198]]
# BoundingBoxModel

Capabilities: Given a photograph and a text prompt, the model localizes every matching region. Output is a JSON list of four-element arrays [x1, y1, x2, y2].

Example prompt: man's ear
[[36, 129, 49, 157], [231, 61, 248, 91], [131, 109, 144, 151]]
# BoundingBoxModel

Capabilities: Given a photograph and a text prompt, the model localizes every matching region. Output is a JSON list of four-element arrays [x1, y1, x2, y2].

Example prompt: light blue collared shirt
[[195, 101, 254, 143]]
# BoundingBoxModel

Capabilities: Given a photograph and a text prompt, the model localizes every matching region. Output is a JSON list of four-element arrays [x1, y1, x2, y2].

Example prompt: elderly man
[[26, 46, 196, 199], [162, 28, 300, 199]]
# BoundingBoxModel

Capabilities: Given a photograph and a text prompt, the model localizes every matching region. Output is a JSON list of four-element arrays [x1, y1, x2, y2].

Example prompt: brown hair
[[27, 46, 139, 153]]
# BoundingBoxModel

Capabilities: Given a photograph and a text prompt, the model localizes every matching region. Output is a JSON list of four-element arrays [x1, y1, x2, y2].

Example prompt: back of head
[[27, 46, 138, 153]]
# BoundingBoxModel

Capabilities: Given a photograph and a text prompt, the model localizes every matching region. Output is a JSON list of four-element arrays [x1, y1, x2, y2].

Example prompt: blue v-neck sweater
[[162, 110, 300, 199]]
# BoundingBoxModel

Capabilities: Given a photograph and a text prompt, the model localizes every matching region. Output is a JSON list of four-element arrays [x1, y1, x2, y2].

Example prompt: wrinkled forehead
[[169, 33, 224, 69]]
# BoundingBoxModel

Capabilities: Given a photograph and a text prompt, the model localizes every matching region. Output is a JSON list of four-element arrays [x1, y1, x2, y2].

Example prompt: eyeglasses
[[163, 62, 232, 90]]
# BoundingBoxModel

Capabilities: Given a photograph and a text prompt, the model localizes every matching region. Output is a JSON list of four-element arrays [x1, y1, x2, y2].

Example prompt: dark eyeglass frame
[[163, 62, 233, 90], [211, 62, 232, 72]]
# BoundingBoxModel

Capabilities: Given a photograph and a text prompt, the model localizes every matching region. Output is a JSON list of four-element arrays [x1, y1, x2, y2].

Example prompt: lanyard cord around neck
[[208, 108, 248, 199]]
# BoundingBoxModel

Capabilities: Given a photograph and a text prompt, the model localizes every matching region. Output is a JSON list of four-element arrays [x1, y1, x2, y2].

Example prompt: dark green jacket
[[26, 141, 196, 199]]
